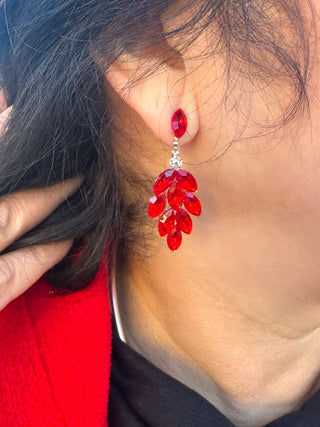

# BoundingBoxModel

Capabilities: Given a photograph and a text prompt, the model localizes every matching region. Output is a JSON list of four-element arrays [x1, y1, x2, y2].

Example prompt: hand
[[0, 98, 81, 311]]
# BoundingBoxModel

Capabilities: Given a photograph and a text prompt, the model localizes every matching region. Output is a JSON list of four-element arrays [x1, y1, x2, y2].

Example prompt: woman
[[0, 0, 320, 425]]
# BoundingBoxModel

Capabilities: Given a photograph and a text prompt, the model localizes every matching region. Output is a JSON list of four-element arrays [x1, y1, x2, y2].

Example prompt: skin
[[2, 3, 320, 427], [107, 3, 320, 426]]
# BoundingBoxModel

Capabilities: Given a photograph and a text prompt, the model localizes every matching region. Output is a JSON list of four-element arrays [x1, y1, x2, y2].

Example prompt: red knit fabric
[[0, 261, 112, 427]]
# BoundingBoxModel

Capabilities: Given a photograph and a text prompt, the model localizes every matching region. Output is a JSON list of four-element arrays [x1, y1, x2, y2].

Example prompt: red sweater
[[0, 261, 112, 427]]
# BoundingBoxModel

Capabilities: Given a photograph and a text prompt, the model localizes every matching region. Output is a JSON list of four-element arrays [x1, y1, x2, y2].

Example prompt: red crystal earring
[[148, 108, 201, 251]]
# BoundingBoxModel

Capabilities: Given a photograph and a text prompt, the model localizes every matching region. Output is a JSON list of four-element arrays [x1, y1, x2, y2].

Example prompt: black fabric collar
[[108, 321, 320, 427]]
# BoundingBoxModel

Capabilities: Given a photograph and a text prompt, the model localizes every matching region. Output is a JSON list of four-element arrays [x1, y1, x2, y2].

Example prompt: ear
[[104, 50, 199, 147]]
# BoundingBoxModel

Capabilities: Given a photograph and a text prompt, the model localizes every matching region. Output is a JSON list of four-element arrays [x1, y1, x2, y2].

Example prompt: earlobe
[[105, 53, 199, 146]]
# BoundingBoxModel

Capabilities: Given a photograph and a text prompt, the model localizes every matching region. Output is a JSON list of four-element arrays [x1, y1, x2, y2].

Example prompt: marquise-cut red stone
[[158, 209, 176, 236], [171, 109, 187, 139], [176, 170, 198, 192], [183, 191, 201, 216], [177, 209, 192, 234], [167, 229, 182, 251], [168, 181, 183, 210], [153, 169, 176, 194], [148, 194, 166, 218]]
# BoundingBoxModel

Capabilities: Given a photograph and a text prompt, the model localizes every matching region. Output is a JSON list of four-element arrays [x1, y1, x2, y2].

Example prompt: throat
[[122, 308, 320, 427], [113, 261, 320, 427]]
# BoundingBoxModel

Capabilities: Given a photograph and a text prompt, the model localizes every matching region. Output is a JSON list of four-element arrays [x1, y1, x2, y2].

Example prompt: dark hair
[[0, 0, 312, 290]]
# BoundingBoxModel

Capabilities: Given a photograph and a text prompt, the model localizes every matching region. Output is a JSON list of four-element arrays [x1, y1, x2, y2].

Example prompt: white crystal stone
[[169, 156, 183, 169]]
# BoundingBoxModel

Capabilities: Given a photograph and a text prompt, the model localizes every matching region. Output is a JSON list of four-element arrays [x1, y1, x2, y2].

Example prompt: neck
[[115, 230, 320, 426]]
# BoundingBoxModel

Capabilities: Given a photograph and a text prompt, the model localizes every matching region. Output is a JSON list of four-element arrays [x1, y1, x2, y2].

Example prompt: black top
[[108, 322, 320, 427]]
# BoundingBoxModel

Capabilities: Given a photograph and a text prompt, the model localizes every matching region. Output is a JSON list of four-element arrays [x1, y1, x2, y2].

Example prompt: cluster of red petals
[[148, 168, 201, 251]]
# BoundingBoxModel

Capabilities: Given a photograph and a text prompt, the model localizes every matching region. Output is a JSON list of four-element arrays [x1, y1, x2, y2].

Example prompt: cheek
[[203, 129, 320, 230], [193, 56, 320, 228], [187, 134, 320, 304]]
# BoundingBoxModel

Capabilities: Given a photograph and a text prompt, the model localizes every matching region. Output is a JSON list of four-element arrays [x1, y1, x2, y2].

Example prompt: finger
[[0, 90, 7, 114], [0, 240, 72, 311], [0, 105, 12, 133], [0, 176, 83, 253]]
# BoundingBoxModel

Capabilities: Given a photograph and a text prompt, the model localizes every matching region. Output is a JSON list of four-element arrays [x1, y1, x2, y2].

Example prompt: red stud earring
[[148, 108, 201, 251]]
